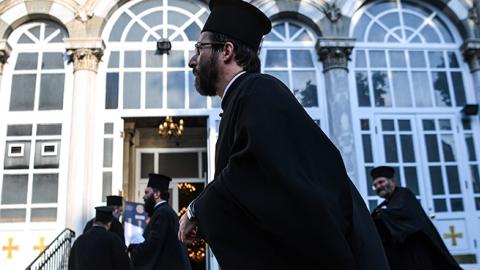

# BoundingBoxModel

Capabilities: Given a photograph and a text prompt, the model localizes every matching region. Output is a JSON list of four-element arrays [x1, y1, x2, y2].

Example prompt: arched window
[[261, 21, 326, 128], [0, 21, 70, 223], [103, 0, 215, 110]]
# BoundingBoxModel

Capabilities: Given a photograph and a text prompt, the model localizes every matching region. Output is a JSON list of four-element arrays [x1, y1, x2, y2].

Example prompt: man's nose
[[188, 54, 197, 68]]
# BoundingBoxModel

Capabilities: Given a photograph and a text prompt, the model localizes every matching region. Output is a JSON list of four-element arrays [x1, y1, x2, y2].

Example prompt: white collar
[[221, 71, 246, 99], [155, 200, 167, 208]]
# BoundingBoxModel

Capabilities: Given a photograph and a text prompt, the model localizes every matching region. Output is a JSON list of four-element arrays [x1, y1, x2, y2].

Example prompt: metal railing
[[26, 228, 76, 270]]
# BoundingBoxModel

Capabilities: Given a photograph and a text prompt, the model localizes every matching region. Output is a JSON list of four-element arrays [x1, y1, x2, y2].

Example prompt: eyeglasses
[[194, 42, 225, 55]]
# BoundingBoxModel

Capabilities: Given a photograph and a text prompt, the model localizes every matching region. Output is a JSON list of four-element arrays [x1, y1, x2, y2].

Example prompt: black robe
[[128, 202, 191, 270], [83, 216, 125, 243], [372, 187, 462, 270], [68, 226, 131, 270], [193, 73, 389, 270]]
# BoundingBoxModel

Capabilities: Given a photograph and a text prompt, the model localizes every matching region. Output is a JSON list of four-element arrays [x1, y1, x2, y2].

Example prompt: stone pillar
[[0, 40, 12, 94], [122, 122, 136, 201], [316, 37, 359, 184], [461, 39, 480, 104], [64, 38, 105, 235]]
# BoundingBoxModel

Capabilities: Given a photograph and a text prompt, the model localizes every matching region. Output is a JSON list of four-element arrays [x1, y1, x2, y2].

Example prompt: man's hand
[[178, 213, 199, 244]]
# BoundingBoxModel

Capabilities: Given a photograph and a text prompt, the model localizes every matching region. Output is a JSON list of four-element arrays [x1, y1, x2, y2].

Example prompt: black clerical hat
[[370, 166, 395, 179], [202, 0, 271, 51], [106, 195, 123, 207], [95, 206, 113, 223], [147, 173, 171, 191]]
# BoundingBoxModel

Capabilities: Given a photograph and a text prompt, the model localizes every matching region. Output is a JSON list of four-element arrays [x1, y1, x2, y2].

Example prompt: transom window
[[8, 22, 67, 111], [104, 0, 219, 110], [352, 1, 467, 108]]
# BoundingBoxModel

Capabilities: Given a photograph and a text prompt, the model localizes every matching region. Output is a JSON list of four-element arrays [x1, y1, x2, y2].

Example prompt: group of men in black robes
[[69, 175, 190, 270]]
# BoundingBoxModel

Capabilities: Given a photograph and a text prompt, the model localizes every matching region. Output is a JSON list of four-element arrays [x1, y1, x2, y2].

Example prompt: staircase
[[25, 229, 75, 270]]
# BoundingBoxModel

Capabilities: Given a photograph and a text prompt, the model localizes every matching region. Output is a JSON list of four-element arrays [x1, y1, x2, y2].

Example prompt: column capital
[[0, 39, 12, 75], [315, 37, 355, 72], [461, 39, 480, 72], [65, 38, 105, 73]]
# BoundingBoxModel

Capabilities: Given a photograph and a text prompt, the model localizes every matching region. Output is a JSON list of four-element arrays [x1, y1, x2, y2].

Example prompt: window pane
[[146, 50, 162, 67], [383, 135, 398, 162], [126, 22, 146, 42], [104, 123, 114, 134], [392, 71, 412, 107], [0, 209, 26, 222], [398, 120, 411, 131], [439, 119, 451, 130], [102, 172, 112, 201], [167, 71, 185, 108], [451, 72, 466, 107], [125, 51, 141, 68], [158, 153, 198, 178], [425, 134, 440, 162], [365, 166, 376, 196], [372, 71, 391, 107], [429, 166, 444, 194], [408, 51, 426, 68], [404, 167, 419, 195], [292, 71, 318, 107], [7, 125, 32, 136], [103, 138, 113, 167], [421, 27, 440, 43], [265, 71, 288, 87], [32, 174, 58, 203], [141, 153, 154, 178], [400, 135, 415, 162], [423, 120, 435, 131], [355, 50, 366, 68], [431, 72, 451, 107], [362, 135, 373, 163], [291, 50, 313, 67], [428, 52, 445, 68], [108, 51, 119, 68], [411, 72, 432, 107], [168, 51, 185, 67], [39, 74, 64, 110], [31, 208, 57, 222], [446, 166, 461, 194], [472, 165, 480, 193], [355, 72, 370, 107], [465, 135, 476, 161], [15, 53, 38, 70], [434, 199, 447, 212], [34, 140, 60, 169], [146, 72, 163, 108], [10, 74, 36, 111], [1, 175, 28, 204], [450, 198, 463, 211], [381, 120, 394, 131], [369, 51, 386, 67], [110, 13, 131, 41], [123, 72, 141, 109], [106, 73, 119, 109], [441, 135, 456, 161], [448, 52, 459, 68], [368, 23, 387, 42], [389, 51, 406, 67], [42, 52, 64, 69], [360, 119, 370, 131], [265, 50, 287, 68]]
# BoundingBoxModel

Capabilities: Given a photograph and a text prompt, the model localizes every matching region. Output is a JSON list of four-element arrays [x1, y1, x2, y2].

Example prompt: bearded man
[[128, 173, 191, 270], [177, 0, 389, 269], [370, 166, 461, 270]]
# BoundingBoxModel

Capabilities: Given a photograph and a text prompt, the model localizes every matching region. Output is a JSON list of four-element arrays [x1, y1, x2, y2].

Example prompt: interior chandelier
[[158, 116, 184, 138]]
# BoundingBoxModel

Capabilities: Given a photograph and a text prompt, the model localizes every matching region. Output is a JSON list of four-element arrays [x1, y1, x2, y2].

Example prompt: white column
[[64, 38, 105, 235], [0, 40, 12, 94], [316, 38, 359, 185], [462, 39, 480, 104]]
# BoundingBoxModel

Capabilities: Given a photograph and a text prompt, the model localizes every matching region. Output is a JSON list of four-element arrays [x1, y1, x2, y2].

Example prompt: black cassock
[[372, 187, 461, 270], [193, 73, 389, 270], [129, 202, 191, 270], [83, 216, 125, 243], [68, 226, 131, 270]]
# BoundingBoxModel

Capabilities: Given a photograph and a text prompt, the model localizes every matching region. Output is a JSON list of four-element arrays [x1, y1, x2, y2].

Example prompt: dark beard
[[194, 52, 219, 96], [144, 195, 156, 217]]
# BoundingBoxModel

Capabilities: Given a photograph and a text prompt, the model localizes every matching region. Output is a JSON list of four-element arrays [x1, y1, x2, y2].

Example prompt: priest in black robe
[[83, 195, 125, 243], [370, 166, 462, 270], [178, 0, 389, 269]]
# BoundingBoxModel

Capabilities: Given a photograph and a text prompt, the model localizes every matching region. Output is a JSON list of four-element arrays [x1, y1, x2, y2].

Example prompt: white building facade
[[0, 0, 479, 269]]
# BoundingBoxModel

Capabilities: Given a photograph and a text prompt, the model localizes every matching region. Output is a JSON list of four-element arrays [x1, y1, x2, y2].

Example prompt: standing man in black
[[370, 166, 461, 270], [178, 0, 389, 269], [83, 195, 125, 243], [68, 206, 131, 270], [128, 173, 191, 270]]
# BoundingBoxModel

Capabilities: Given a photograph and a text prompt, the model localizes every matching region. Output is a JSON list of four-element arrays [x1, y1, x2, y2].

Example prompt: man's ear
[[221, 42, 235, 63]]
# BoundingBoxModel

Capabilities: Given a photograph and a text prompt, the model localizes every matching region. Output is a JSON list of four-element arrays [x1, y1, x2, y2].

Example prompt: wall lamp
[[461, 104, 479, 116], [156, 38, 171, 54]]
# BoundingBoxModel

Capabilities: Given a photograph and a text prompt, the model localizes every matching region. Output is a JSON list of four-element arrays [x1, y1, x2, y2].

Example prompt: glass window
[[158, 153, 198, 178], [1, 175, 28, 204], [32, 174, 58, 203], [39, 74, 64, 110], [10, 74, 36, 111]]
